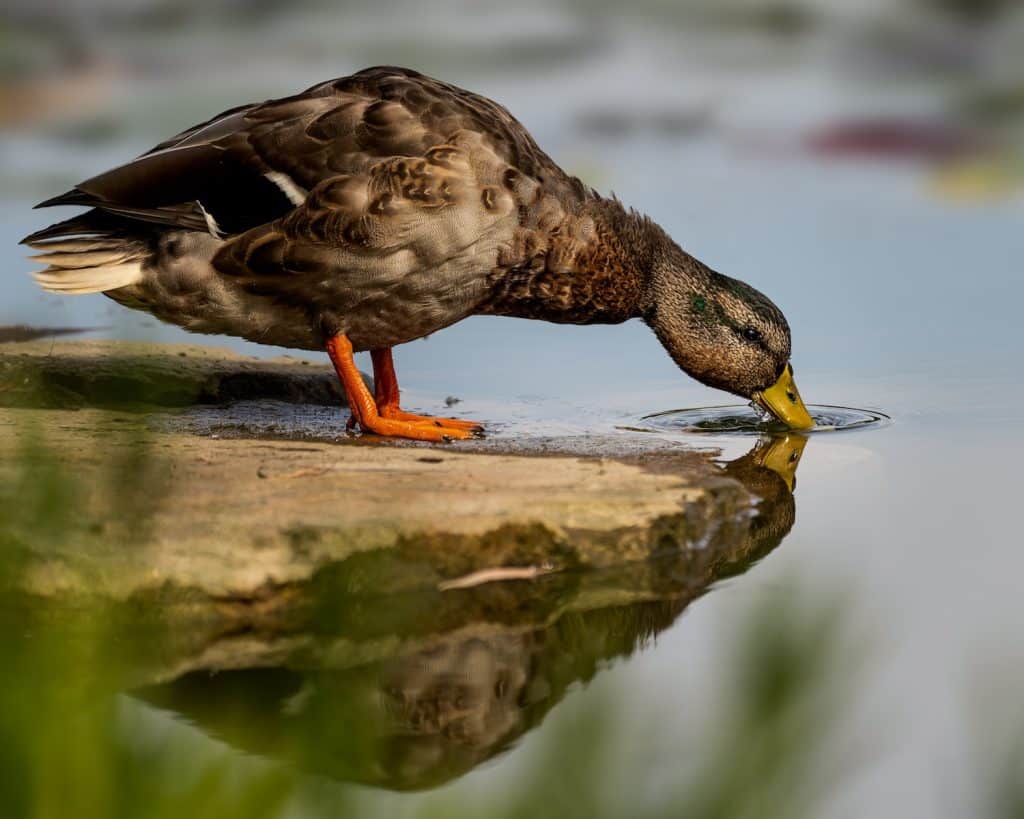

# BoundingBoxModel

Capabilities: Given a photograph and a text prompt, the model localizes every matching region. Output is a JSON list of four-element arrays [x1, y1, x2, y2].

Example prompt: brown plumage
[[23, 66, 812, 440]]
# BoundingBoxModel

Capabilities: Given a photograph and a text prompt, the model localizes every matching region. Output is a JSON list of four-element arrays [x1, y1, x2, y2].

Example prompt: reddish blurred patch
[[805, 119, 985, 161], [0, 59, 120, 129]]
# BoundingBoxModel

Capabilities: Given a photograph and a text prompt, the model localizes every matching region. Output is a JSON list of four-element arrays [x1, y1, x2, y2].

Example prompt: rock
[[0, 341, 797, 616], [0, 339, 367, 410], [2, 404, 747, 599]]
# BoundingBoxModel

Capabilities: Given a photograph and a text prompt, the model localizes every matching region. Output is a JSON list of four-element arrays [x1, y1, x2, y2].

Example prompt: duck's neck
[[479, 197, 668, 325]]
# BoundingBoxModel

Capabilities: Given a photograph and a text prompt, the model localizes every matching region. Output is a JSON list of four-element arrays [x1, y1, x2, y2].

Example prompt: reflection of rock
[[133, 434, 804, 791]]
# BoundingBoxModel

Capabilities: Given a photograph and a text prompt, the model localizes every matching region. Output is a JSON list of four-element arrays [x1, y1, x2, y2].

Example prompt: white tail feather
[[32, 262, 143, 294], [27, 236, 146, 294], [32, 250, 133, 269], [25, 238, 123, 253]]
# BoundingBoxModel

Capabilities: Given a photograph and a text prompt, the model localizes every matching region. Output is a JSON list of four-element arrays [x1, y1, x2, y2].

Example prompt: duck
[[22, 65, 813, 440]]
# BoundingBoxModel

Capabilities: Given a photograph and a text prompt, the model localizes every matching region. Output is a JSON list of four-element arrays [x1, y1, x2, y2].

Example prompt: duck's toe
[[356, 415, 479, 442], [379, 408, 485, 435]]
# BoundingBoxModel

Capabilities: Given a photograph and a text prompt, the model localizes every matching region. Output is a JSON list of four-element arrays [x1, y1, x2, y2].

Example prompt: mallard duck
[[23, 66, 813, 440]]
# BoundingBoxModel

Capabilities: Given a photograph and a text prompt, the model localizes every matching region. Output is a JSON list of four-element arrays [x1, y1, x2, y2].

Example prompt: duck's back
[[24, 67, 597, 350]]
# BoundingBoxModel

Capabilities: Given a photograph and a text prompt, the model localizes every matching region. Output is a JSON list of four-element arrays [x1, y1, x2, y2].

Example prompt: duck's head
[[646, 247, 814, 430]]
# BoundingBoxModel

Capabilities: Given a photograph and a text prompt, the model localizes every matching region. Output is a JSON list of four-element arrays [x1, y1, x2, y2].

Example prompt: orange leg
[[370, 348, 484, 433], [326, 335, 478, 442]]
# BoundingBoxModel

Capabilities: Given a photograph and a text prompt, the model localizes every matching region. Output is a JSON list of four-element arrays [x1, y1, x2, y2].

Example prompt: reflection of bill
[[135, 434, 808, 791], [731, 433, 807, 495]]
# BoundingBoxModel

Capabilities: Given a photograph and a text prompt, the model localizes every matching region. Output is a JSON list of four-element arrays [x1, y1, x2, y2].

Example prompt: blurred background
[[2, 1, 1024, 817], [2, 0, 1023, 392]]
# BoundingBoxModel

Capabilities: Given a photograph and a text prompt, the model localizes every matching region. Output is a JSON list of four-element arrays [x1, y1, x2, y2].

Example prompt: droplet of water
[[638, 404, 890, 436]]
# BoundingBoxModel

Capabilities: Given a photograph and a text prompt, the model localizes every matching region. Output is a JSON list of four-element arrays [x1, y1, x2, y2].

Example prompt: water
[[637, 404, 891, 434], [3, 4, 1024, 817]]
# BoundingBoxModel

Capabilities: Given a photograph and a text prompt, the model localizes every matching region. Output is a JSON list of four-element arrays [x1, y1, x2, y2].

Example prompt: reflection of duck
[[729, 433, 806, 495], [715, 434, 805, 574], [133, 435, 806, 791]]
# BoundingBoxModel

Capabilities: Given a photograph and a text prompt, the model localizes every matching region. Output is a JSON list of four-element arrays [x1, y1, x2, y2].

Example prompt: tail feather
[[20, 209, 126, 245], [24, 237, 125, 253], [31, 249, 134, 268], [23, 209, 148, 295], [33, 189, 94, 210], [33, 263, 144, 294]]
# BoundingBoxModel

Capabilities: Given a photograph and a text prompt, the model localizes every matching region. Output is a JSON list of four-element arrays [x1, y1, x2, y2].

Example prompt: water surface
[[638, 404, 890, 434]]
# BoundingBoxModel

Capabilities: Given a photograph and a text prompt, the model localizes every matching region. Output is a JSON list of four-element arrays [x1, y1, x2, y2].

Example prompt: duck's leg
[[370, 348, 484, 433], [326, 335, 476, 442]]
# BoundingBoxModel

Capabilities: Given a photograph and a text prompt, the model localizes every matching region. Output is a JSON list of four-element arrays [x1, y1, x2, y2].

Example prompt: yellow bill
[[750, 433, 808, 493], [753, 364, 815, 430]]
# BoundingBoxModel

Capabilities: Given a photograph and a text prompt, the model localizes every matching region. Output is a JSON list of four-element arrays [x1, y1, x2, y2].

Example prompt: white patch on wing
[[265, 171, 308, 207], [196, 201, 223, 238]]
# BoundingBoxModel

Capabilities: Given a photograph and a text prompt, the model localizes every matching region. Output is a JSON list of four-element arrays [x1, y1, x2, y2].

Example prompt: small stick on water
[[438, 565, 551, 591]]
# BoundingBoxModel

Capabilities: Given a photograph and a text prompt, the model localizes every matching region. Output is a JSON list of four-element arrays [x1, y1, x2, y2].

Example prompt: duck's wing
[[211, 121, 601, 302], [29, 66, 593, 247], [29, 97, 337, 239]]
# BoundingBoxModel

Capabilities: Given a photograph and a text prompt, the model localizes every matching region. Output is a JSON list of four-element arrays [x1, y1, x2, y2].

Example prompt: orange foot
[[345, 408, 482, 440], [327, 336, 484, 442], [379, 406, 484, 433], [360, 413, 477, 442]]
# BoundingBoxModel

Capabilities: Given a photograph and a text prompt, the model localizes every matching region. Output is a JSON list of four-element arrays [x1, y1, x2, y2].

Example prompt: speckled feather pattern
[[25, 66, 795, 398], [27, 67, 666, 351]]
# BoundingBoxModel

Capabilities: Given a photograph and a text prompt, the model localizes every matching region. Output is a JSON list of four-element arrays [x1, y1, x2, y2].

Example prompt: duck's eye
[[743, 327, 762, 343]]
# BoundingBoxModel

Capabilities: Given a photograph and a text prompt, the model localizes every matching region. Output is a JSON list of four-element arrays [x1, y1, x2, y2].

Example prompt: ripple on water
[[638, 404, 890, 436]]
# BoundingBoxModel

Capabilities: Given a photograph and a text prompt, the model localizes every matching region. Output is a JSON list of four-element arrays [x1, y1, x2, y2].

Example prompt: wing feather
[[29, 65, 595, 301]]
